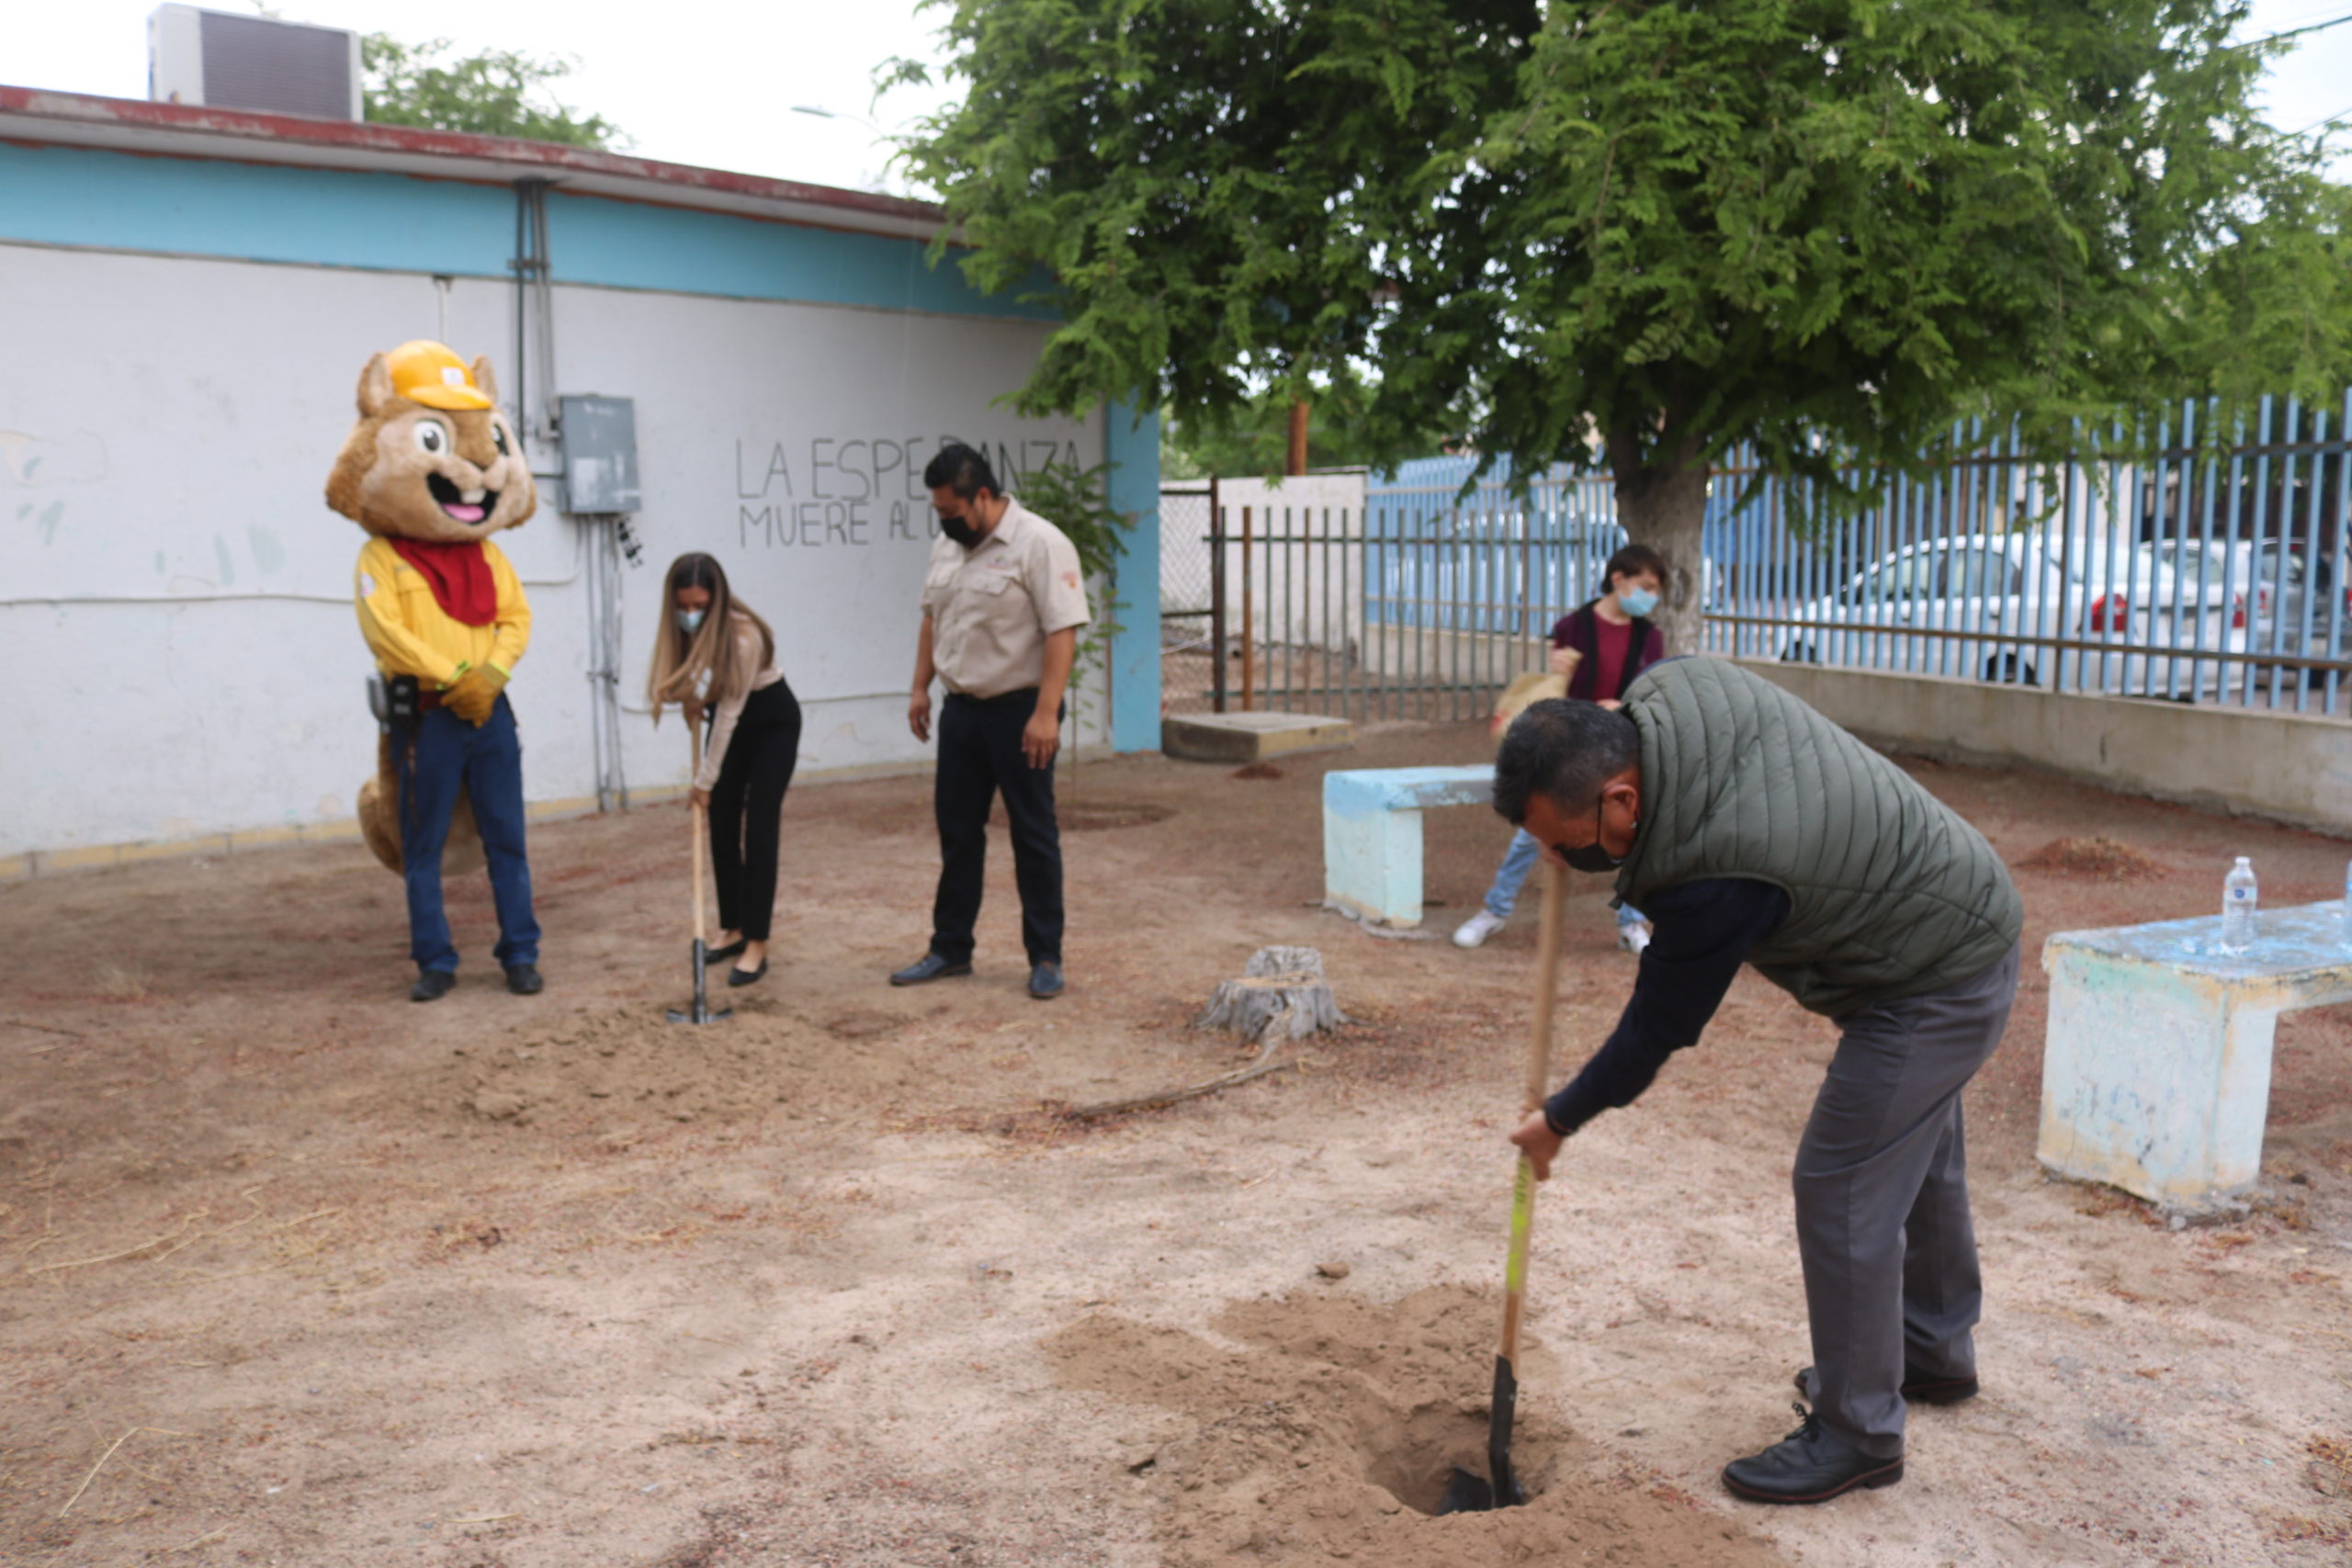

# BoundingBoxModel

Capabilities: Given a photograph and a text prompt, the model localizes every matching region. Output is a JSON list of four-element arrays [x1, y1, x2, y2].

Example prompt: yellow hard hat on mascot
[[328, 341, 548, 1001], [382, 339, 496, 412]]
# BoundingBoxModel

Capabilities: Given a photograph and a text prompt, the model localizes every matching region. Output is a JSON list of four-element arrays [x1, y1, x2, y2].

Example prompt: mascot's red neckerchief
[[388, 538, 497, 626]]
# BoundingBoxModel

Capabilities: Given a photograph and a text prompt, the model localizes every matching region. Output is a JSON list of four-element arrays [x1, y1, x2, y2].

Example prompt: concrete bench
[[2038, 901, 2352, 1213], [1322, 765, 1495, 929]]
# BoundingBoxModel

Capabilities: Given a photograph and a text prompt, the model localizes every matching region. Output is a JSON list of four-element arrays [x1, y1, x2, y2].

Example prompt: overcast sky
[[13, 2, 2352, 198], [10, 1, 964, 196]]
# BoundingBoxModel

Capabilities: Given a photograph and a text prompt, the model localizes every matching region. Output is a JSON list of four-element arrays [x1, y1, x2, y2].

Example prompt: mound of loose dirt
[[1049, 1286, 1782, 1567], [426, 998, 933, 1132], [1231, 761, 1286, 780], [2021, 835, 2168, 880]]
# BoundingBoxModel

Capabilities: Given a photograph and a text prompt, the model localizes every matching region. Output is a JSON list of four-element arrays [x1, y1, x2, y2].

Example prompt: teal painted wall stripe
[[1104, 400, 1162, 753], [0, 140, 510, 276], [543, 190, 1052, 320], [0, 141, 1057, 320]]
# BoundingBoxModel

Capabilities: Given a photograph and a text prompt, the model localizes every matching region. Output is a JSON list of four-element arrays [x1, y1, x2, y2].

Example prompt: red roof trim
[[0, 85, 944, 225]]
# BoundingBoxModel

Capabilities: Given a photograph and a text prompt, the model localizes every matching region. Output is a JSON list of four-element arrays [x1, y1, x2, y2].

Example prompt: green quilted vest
[[1615, 659, 2022, 1018]]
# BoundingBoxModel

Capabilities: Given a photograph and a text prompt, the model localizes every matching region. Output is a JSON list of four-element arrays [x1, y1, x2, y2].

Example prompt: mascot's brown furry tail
[[357, 733, 486, 877]]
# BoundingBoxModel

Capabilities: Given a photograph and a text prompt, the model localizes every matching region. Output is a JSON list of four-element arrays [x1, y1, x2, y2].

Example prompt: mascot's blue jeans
[[397, 694, 540, 975]]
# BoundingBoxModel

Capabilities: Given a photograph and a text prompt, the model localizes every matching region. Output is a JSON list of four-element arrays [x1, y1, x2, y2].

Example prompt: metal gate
[[1163, 403, 2352, 727]]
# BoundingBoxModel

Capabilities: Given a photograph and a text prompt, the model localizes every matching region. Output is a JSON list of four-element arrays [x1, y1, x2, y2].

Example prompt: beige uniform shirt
[[920, 497, 1091, 698], [695, 616, 786, 791]]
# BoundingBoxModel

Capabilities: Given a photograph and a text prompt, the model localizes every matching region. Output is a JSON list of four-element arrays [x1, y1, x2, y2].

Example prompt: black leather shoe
[[411, 969, 456, 1003], [1723, 1404, 1903, 1505], [702, 938, 747, 964], [1794, 1364, 1978, 1405], [1028, 961, 1065, 999], [727, 959, 768, 988], [890, 953, 973, 987], [503, 964, 544, 996]]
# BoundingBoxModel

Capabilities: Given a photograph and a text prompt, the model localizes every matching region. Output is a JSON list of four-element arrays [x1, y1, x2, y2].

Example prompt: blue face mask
[[674, 607, 707, 636], [1618, 586, 1659, 618]]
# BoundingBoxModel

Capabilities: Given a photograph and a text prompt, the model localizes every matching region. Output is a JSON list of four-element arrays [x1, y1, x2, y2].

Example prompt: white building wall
[[0, 243, 1102, 860]]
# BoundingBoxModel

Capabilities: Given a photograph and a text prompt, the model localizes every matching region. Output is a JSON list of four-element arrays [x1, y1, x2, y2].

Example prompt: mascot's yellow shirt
[[354, 536, 531, 688]]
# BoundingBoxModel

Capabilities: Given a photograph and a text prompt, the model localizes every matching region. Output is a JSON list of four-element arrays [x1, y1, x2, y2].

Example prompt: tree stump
[[1194, 946, 1345, 1043], [1062, 948, 1341, 1121]]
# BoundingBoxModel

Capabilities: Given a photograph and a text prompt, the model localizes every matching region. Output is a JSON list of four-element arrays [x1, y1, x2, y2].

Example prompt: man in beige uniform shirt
[[892, 444, 1091, 999]]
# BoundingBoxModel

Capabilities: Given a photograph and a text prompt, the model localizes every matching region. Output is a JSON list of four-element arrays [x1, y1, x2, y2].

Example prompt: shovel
[[1439, 859, 1566, 1514], [666, 720, 731, 1026]]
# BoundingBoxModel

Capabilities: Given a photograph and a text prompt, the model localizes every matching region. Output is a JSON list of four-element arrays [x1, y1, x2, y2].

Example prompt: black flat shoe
[[890, 953, 973, 987], [726, 959, 767, 987], [1722, 1404, 1903, 1505], [702, 938, 747, 963], [411, 969, 456, 1003], [504, 964, 544, 996], [1794, 1364, 1978, 1405]]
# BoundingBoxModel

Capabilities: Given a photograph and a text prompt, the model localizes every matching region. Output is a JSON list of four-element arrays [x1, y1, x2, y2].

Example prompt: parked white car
[[2138, 538, 2352, 682], [1776, 533, 2244, 697]]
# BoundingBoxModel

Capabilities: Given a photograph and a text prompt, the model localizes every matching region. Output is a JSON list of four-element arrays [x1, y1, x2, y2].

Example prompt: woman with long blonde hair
[[648, 553, 798, 987]]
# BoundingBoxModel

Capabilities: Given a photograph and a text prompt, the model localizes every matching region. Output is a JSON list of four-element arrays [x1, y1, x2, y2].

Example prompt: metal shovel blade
[[1435, 1353, 1526, 1515], [666, 939, 732, 1025]]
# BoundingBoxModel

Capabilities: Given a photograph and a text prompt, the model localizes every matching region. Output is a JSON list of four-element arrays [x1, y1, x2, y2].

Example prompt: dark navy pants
[[929, 688, 1063, 966], [396, 695, 540, 975]]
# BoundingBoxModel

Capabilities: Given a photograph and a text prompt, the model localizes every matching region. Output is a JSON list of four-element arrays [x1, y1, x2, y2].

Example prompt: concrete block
[[2038, 899, 2352, 1212], [1163, 711, 1354, 764], [1321, 764, 1493, 927]]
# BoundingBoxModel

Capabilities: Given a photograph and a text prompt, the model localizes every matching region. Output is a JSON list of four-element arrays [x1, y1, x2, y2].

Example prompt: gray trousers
[[1795, 942, 2020, 1459]]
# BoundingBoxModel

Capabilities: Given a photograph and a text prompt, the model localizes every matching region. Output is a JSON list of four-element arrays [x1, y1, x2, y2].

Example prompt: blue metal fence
[[1363, 402, 2350, 719]]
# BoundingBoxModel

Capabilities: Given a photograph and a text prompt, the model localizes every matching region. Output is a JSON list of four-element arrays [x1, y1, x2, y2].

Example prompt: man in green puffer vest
[[1497, 658, 2024, 1506]]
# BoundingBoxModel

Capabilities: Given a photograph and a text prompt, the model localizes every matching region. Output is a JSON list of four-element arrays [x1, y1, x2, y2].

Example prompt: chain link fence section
[[1160, 485, 1220, 715]]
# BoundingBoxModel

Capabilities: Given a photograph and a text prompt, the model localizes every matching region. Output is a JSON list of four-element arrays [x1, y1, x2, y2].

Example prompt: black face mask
[[938, 512, 981, 549], [1556, 794, 1627, 874]]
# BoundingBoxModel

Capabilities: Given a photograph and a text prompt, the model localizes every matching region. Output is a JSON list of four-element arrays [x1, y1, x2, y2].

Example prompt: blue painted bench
[[1322, 765, 1496, 929], [2038, 901, 2352, 1213]]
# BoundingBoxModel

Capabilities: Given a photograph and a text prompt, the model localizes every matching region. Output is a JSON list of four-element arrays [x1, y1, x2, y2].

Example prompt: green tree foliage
[[363, 34, 628, 150], [893, 1, 2352, 649], [1161, 368, 1450, 478]]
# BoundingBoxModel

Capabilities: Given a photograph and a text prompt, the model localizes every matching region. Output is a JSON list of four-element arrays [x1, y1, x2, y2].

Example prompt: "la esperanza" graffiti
[[733, 434, 1086, 549]]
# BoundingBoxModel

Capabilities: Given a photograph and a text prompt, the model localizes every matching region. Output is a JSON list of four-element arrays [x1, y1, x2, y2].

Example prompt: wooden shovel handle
[[1525, 860, 1566, 1111], [688, 724, 707, 946], [1499, 861, 1567, 1365]]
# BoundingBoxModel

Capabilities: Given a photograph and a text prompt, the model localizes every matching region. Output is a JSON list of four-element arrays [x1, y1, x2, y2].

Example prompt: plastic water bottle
[[2220, 857, 2257, 954]]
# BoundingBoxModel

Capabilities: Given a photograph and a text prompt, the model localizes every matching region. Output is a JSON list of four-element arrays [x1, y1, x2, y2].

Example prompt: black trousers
[[707, 681, 801, 942], [930, 688, 1063, 966]]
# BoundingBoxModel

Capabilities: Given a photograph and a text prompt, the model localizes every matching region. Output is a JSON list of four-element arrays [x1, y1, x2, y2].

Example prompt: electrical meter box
[[558, 396, 641, 513]]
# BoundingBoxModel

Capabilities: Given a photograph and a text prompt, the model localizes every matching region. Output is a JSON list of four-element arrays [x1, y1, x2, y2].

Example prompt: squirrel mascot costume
[[327, 341, 546, 1003]]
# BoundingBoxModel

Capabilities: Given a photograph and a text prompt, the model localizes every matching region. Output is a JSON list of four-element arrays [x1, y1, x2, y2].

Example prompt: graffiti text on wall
[[733, 434, 1085, 549]]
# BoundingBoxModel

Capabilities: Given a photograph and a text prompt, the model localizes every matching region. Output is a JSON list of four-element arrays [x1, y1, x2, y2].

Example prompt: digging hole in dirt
[[1048, 1286, 1781, 1566], [1351, 1400, 1550, 1517]]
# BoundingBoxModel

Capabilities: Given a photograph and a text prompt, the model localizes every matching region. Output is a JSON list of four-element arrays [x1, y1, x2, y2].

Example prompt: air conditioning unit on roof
[[148, 4, 362, 121]]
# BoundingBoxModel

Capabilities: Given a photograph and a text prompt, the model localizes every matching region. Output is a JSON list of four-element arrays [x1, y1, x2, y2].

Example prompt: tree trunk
[[1606, 432, 1710, 656]]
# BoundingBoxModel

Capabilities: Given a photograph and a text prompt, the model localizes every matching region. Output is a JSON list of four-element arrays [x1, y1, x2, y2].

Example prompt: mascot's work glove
[[443, 663, 508, 727]]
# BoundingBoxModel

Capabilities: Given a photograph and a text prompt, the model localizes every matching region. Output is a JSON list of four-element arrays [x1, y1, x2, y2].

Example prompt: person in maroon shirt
[[1454, 545, 1668, 951]]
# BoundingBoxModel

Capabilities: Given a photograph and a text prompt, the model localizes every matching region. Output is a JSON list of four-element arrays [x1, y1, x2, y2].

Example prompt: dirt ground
[[5, 719, 2350, 1568]]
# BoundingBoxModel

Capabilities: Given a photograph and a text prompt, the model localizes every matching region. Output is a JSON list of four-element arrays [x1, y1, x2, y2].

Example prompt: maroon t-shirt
[[1548, 604, 1660, 701], [1585, 614, 1636, 703]]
